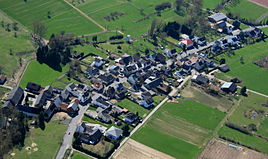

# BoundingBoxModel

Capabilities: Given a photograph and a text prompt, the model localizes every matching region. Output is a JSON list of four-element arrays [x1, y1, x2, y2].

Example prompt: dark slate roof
[[7, 87, 24, 106], [98, 111, 112, 123], [125, 112, 138, 121], [99, 74, 115, 85], [17, 104, 42, 114], [96, 96, 111, 108], [145, 78, 163, 90], [196, 75, 209, 84], [26, 82, 41, 92], [219, 64, 230, 72], [35, 93, 47, 107], [120, 56, 132, 65]]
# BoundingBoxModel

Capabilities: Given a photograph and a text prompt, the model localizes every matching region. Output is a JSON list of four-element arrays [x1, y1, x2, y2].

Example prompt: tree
[[241, 86, 247, 96], [32, 20, 47, 38], [240, 56, 244, 64], [12, 22, 19, 31], [122, 124, 130, 137], [38, 111, 45, 130], [47, 11, 52, 19], [219, 58, 226, 64]]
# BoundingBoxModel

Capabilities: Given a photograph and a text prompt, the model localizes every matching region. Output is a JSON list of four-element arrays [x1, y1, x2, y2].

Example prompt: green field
[[181, 85, 235, 112], [20, 60, 68, 89], [7, 121, 67, 159], [116, 99, 150, 118], [71, 151, 93, 159], [219, 126, 268, 154], [133, 127, 200, 159], [203, 0, 222, 9], [217, 33, 268, 95], [229, 93, 268, 126], [132, 100, 225, 158], [0, 0, 102, 38], [75, 0, 186, 36], [0, 11, 34, 77], [73, 44, 108, 58], [162, 100, 225, 130], [223, 0, 268, 23], [258, 118, 268, 137]]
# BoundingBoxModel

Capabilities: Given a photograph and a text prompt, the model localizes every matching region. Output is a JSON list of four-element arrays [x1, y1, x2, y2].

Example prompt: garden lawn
[[72, 45, 108, 58], [116, 99, 150, 118], [219, 126, 268, 154], [217, 36, 268, 95], [223, 0, 268, 22], [8, 121, 67, 159], [20, 60, 68, 89], [163, 100, 225, 130], [229, 92, 268, 126], [71, 151, 93, 159], [203, 0, 222, 9], [0, 0, 101, 38]]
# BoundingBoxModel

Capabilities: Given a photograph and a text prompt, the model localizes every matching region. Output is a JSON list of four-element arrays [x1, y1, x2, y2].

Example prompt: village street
[[56, 104, 90, 159]]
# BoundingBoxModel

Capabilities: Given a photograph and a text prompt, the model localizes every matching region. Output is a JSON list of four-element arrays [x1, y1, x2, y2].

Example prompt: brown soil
[[199, 139, 268, 159], [113, 139, 175, 159], [249, 0, 268, 8]]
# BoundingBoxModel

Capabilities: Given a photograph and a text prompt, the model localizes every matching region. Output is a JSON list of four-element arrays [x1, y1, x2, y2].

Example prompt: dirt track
[[249, 0, 268, 8], [113, 139, 175, 159], [199, 139, 268, 159]]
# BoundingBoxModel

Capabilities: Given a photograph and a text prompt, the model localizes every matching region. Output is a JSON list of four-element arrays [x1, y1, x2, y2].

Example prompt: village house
[[124, 112, 139, 124], [26, 82, 41, 95], [178, 39, 194, 50], [192, 75, 209, 85], [76, 122, 107, 145], [221, 82, 237, 93], [139, 91, 154, 108], [6, 86, 24, 106], [92, 96, 112, 109], [105, 126, 123, 140]]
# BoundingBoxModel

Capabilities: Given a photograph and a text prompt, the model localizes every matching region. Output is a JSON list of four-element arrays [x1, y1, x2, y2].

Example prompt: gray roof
[[35, 93, 47, 107], [7, 87, 24, 106], [106, 126, 123, 138], [209, 13, 227, 22]]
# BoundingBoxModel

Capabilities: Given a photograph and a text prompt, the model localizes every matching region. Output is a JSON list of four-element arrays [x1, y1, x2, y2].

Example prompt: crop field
[[218, 126, 268, 154], [203, 0, 223, 9], [228, 92, 268, 127], [132, 100, 225, 158], [6, 121, 67, 159], [20, 60, 68, 89], [181, 85, 235, 112], [74, 0, 186, 36], [223, 0, 268, 22], [217, 35, 268, 95], [0, 0, 102, 38], [0, 11, 34, 77]]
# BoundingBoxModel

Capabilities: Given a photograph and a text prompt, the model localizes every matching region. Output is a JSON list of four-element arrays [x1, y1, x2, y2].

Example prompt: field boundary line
[[62, 0, 106, 31], [88, 2, 127, 14]]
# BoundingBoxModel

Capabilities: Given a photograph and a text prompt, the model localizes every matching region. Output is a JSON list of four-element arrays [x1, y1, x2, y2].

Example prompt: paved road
[[55, 104, 90, 159]]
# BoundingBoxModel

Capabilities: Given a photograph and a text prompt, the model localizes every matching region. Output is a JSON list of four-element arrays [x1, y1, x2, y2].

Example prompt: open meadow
[[217, 30, 268, 95], [202, 0, 223, 9], [6, 121, 67, 159], [0, 0, 102, 38], [0, 11, 34, 77], [223, 0, 268, 23], [218, 126, 268, 154], [132, 100, 225, 159], [20, 60, 68, 89]]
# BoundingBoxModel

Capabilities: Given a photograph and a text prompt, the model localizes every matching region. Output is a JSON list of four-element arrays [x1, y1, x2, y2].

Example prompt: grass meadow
[[217, 33, 268, 95], [202, 0, 223, 9], [132, 100, 225, 158], [0, 0, 102, 38], [20, 60, 68, 89], [219, 126, 268, 154], [7, 121, 67, 159], [0, 11, 34, 77], [223, 0, 268, 22]]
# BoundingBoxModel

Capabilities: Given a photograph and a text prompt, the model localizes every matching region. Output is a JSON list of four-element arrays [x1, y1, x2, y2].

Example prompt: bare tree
[[32, 20, 47, 38]]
